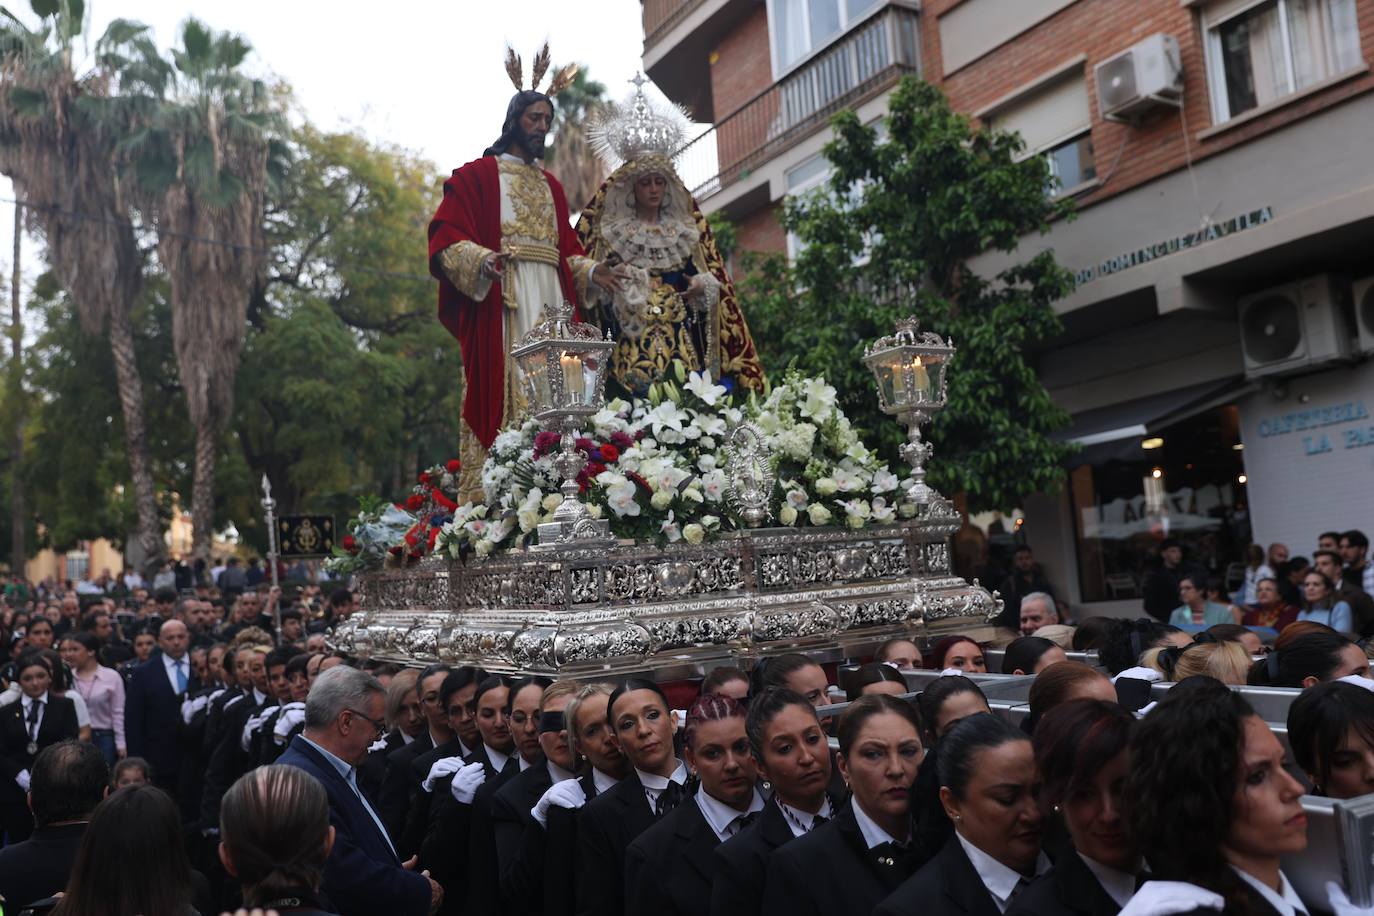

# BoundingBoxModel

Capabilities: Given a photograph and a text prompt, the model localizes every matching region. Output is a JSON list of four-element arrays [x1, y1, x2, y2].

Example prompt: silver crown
[[589, 73, 690, 168]]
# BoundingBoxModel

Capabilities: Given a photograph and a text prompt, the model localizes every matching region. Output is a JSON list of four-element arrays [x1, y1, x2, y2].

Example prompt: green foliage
[[740, 77, 1077, 513]]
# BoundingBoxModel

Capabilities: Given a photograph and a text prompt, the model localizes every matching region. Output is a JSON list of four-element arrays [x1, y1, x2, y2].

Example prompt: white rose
[[587, 504, 603, 519], [542, 493, 563, 512], [808, 504, 832, 526], [650, 489, 674, 510], [475, 539, 496, 557], [682, 487, 704, 503], [847, 514, 866, 529], [898, 502, 917, 518], [683, 524, 706, 545], [780, 506, 798, 526], [517, 509, 539, 533], [701, 514, 720, 530], [814, 477, 838, 496]]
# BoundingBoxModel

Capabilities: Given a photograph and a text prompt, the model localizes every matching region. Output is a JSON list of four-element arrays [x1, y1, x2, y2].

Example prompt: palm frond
[[215, 32, 250, 71], [57, 0, 81, 42], [177, 17, 211, 72], [27, 0, 58, 19]]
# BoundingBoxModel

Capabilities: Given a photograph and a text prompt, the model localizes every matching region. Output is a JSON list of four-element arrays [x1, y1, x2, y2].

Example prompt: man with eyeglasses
[[278, 664, 444, 916]]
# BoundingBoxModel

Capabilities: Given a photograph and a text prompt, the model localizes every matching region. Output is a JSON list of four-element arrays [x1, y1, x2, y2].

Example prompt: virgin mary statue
[[576, 77, 764, 397]]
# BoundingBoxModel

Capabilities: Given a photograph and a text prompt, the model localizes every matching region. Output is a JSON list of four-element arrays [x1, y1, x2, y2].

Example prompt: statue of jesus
[[427, 50, 627, 501]]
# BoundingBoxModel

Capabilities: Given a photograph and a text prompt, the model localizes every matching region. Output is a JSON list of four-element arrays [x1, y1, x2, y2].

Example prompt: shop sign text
[[1073, 206, 1274, 286]]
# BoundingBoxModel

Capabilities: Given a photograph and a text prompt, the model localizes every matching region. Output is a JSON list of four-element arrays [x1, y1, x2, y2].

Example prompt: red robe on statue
[[427, 156, 589, 449]]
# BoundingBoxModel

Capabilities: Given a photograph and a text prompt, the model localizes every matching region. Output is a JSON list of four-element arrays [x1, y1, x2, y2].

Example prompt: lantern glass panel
[[520, 353, 552, 412], [873, 357, 900, 410]]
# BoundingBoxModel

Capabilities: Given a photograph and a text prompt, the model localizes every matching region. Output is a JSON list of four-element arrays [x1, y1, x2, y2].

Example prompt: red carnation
[[627, 471, 653, 493], [599, 443, 620, 463], [418, 471, 431, 485], [610, 431, 634, 450], [342, 534, 358, 552], [575, 437, 594, 454], [446, 459, 461, 473], [432, 490, 458, 512], [427, 526, 441, 549], [405, 493, 425, 511], [587, 462, 607, 478]]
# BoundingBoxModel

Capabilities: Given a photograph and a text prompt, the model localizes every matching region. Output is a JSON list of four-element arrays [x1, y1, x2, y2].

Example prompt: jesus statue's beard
[[515, 125, 548, 160]]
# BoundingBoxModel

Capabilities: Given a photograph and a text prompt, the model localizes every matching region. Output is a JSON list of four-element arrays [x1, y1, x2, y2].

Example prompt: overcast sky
[[2, 0, 654, 313]]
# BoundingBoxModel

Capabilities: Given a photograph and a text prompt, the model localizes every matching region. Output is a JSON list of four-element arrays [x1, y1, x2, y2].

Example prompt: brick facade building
[[643, 0, 1374, 619]]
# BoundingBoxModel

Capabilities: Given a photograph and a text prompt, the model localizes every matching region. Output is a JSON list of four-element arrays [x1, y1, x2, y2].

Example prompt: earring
[[1052, 805, 1061, 813]]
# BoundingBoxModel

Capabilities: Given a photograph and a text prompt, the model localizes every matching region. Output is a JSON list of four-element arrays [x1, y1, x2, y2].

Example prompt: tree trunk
[[190, 418, 218, 562], [106, 304, 164, 571], [9, 203, 23, 576]]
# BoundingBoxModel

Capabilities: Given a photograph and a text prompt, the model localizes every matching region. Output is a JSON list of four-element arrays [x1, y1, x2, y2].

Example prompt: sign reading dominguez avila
[[1073, 206, 1274, 286]]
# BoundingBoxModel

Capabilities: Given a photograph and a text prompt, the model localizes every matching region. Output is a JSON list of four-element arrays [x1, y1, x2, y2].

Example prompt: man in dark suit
[[125, 619, 198, 801], [0, 741, 106, 907], [277, 664, 441, 916], [377, 663, 450, 846]]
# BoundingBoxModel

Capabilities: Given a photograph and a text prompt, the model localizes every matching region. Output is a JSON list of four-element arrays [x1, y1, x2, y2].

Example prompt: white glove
[[181, 693, 211, 726], [15, 769, 30, 793], [240, 706, 278, 753], [532, 777, 587, 827], [274, 703, 307, 745], [1119, 881, 1223, 916], [449, 760, 487, 804], [1134, 701, 1159, 719], [1327, 880, 1374, 916], [422, 755, 466, 794], [1112, 667, 1164, 684], [940, 668, 968, 677]]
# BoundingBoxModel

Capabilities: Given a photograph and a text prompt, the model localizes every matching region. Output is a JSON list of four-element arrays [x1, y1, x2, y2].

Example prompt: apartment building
[[644, 0, 1374, 617]]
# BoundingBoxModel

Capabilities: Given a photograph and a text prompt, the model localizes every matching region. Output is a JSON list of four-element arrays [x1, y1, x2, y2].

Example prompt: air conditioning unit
[[1238, 274, 1353, 379], [1353, 275, 1374, 354], [1095, 34, 1184, 123]]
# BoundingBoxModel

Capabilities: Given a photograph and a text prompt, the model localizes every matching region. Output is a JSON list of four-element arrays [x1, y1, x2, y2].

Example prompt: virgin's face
[[1225, 716, 1307, 865], [837, 712, 923, 826], [611, 689, 675, 773], [1321, 725, 1374, 799], [633, 173, 667, 213], [686, 716, 757, 811], [575, 693, 627, 777], [941, 640, 986, 673], [757, 703, 831, 808], [1060, 748, 1135, 871], [942, 739, 1043, 872]]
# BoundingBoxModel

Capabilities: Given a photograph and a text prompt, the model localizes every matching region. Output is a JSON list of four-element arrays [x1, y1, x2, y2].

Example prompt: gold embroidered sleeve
[[567, 254, 598, 306], [438, 241, 494, 301]]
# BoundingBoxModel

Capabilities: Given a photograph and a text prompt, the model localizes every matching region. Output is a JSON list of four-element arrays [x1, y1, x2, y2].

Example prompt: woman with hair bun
[[1246, 631, 1367, 688], [626, 694, 762, 915], [1125, 679, 1309, 915], [1010, 700, 1141, 916], [1287, 681, 1374, 799], [1025, 662, 1116, 734], [219, 764, 338, 914], [576, 678, 688, 916], [711, 688, 837, 916], [762, 695, 926, 916], [847, 662, 909, 701], [1003, 637, 1066, 676], [877, 713, 1047, 916]]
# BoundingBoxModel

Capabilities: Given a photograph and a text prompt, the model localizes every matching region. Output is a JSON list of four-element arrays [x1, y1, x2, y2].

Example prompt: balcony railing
[[643, 0, 707, 47], [675, 6, 920, 202]]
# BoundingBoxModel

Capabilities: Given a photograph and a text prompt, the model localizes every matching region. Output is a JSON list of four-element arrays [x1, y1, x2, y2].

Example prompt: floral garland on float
[[326, 363, 924, 573]]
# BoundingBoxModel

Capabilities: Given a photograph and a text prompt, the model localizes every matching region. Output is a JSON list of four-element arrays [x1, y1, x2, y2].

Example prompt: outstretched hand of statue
[[592, 261, 632, 294], [481, 251, 510, 280]]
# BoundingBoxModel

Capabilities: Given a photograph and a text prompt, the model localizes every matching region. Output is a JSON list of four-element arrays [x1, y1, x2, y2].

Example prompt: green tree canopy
[[742, 77, 1077, 513]]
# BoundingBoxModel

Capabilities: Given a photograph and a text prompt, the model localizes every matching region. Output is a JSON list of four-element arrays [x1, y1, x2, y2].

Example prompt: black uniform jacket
[[543, 772, 604, 916], [762, 799, 920, 916], [575, 770, 661, 916], [874, 834, 1002, 916], [492, 760, 556, 913], [710, 796, 797, 916], [1007, 850, 1138, 916]]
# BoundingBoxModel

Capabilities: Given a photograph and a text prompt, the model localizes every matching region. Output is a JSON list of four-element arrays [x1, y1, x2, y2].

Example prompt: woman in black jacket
[[760, 695, 926, 916], [0, 652, 80, 842], [710, 687, 836, 916], [1008, 700, 1142, 916], [575, 678, 689, 916], [626, 694, 762, 916], [876, 713, 1048, 916]]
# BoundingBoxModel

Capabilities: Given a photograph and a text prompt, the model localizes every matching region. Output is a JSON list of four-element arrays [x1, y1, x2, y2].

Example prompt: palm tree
[[547, 66, 607, 213], [116, 18, 288, 561], [0, 0, 167, 569]]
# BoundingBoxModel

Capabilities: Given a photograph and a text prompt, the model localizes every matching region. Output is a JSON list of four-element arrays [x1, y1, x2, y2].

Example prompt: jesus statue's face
[[633, 173, 667, 217], [516, 101, 553, 160]]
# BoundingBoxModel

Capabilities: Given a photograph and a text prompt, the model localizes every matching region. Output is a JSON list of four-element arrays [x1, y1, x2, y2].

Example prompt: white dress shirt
[[592, 767, 620, 795], [779, 796, 834, 838], [852, 797, 908, 849], [695, 785, 766, 842], [161, 652, 190, 695], [1080, 854, 1139, 908], [957, 833, 1051, 913], [548, 760, 576, 784], [484, 743, 510, 774], [300, 735, 397, 858], [20, 692, 48, 739], [636, 760, 688, 813], [1232, 867, 1308, 916]]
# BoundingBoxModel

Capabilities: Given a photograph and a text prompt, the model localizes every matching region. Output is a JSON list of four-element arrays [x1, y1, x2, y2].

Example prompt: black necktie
[[729, 810, 761, 837], [26, 700, 40, 742], [655, 780, 685, 817], [1008, 876, 1031, 905], [812, 813, 829, 827]]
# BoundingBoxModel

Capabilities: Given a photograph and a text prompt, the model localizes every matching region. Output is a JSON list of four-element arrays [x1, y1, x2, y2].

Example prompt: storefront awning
[[1058, 377, 1255, 466]]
